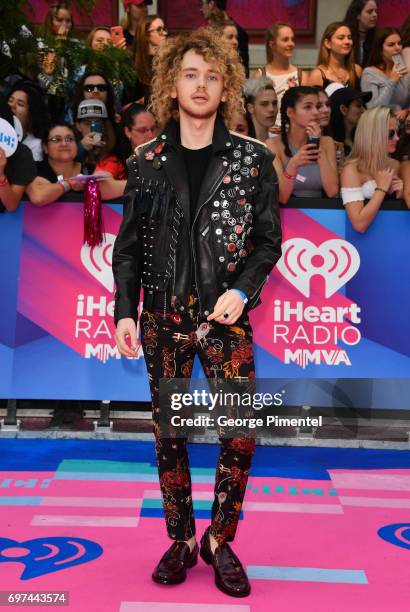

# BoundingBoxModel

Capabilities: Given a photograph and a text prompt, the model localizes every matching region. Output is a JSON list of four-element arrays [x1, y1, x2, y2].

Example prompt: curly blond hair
[[150, 28, 245, 128]]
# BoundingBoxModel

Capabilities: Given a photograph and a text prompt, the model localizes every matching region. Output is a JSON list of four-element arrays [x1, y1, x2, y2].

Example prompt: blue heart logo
[[0, 537, 103, 579], [378, 523, 410, 551]]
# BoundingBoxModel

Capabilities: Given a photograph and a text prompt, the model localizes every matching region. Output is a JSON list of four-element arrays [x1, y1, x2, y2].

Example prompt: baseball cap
[[123, 0, 152, 8], [77, 99, 108, 120], [326, 83, 372, 108]]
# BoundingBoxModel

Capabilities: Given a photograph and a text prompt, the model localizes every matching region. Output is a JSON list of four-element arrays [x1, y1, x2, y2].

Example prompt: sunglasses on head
[[83, 83, 108, 93]]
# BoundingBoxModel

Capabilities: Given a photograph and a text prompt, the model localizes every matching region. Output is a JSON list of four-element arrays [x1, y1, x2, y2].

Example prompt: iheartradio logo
[[276, 238, 360, 298], [80, 233, 115, 293]]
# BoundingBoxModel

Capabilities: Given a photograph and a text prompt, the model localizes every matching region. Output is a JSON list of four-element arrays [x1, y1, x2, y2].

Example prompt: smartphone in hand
[[392, 54, 407, 72], [306, 135, 320, 149], [90, 120, 104, 143], [110, 26, 125, 47]]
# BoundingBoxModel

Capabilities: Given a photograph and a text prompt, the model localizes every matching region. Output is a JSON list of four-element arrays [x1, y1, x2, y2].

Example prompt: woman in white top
[[252, 23, 308, 128], [341, 106, 403, 233]]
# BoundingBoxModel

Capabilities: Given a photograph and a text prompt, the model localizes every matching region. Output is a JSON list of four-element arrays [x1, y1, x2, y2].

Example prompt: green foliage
[[1, 1, 136, 95], [55, 38, 136, 87], [0, 0, 31, 42]]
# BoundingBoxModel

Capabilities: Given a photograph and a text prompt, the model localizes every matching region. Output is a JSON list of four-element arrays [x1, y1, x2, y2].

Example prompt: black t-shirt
[[0, 143, 36, 212], [5, 143, 37, 186], [181, 144, 213, 222], [124, 30, 134, 51], [36, 159, 59, 183], [36, 159, 87, 182]]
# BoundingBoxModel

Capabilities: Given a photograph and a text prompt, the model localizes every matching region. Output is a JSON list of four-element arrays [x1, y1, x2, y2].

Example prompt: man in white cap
[[75, 99, 110, 173]]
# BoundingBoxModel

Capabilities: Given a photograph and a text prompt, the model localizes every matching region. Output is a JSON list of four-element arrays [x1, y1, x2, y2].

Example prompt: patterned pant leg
[[140, 307, 197, 541], [197, 315, 257, 545]]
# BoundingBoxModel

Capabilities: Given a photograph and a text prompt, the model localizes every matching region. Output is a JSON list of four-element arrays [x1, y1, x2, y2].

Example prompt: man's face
[[76, 117, 102, 137], [172, 49, 226, 121], [128, 2, 148, 21]]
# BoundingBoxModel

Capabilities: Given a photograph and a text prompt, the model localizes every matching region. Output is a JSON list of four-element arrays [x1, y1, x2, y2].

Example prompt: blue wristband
[[231, 288, 248, 304]]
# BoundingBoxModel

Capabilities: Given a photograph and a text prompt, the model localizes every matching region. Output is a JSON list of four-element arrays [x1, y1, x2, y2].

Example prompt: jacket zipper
[[191, 166, 227, 313], [171, 197, 183, 310]]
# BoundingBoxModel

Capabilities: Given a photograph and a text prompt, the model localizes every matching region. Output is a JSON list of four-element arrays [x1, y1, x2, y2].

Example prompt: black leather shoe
[[200, 526, 251, 597], [152, 540, 198, 585]]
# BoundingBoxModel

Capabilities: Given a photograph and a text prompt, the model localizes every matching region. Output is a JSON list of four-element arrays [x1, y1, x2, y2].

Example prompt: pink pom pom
[[83, 179, 104, 246]]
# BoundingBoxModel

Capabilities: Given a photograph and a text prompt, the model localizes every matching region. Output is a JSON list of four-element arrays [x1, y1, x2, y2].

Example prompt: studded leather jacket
[[112, 115, 282, 324]]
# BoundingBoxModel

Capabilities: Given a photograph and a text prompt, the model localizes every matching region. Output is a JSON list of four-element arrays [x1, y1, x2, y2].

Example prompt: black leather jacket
[[112, 115, 282, 324]]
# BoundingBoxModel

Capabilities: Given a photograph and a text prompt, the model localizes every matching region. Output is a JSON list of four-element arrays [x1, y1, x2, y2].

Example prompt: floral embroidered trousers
[[140, 292, 256, 545]]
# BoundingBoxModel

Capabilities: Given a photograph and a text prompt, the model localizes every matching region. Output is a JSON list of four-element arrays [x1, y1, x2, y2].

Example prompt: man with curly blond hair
[[112, 28, 281, 597]]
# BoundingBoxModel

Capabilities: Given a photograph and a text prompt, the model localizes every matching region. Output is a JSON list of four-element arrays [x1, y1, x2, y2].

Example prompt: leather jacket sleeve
[[112, 156, 142, 326], [231, 148, 282, 306]]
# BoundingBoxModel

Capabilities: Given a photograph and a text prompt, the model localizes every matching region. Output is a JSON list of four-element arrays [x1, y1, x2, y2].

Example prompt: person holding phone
[[87, 27, 114, 51], [110, 26, 127, 50], [75, 99, 121, 175], [267, 86, 339, 204], [361, 28, 410, 121]]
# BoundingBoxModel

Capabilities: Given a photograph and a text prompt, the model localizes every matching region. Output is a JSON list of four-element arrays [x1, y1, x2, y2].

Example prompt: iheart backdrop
[[0, 198, 409, 409]]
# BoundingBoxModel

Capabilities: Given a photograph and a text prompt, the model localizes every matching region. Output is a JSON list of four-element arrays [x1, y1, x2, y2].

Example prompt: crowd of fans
[[1, 0, 410, 232]]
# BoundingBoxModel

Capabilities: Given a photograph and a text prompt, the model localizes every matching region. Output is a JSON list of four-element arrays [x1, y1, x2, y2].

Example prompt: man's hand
[[207, 290, 245, 325], [115, 317, 140, 357]]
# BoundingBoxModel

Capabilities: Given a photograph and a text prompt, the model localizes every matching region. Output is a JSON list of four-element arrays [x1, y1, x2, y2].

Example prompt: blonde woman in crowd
[[341, 106, 403, 232]]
